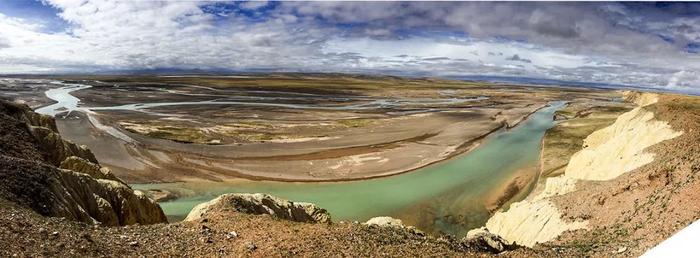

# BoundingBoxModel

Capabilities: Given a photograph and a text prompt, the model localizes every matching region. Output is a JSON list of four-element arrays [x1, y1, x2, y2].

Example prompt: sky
[[0, 1, 699, 93]]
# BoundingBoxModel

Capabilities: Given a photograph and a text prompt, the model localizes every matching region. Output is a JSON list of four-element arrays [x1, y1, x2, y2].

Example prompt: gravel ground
[[0, 198, 514, 257]]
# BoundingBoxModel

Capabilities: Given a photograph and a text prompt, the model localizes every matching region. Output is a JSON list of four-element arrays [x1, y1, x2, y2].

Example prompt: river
[[32, 80, 564, 237], [132, 101, 566, 237]]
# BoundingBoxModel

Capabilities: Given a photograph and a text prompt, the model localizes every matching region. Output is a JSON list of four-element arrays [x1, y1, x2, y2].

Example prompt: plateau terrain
[[2, 1, 699, 257], [1, 74, 698, 257]]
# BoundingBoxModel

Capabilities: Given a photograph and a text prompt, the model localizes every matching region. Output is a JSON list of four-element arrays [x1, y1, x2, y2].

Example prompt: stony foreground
[[0, 198, 467, 257]]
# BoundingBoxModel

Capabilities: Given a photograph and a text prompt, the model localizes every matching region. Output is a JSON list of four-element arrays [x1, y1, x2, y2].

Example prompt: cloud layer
[[0, 1, 699, 93]]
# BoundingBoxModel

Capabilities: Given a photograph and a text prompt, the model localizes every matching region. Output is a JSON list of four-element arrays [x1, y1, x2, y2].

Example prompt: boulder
[[553, 113, 569, 121], [144, 189, 178, 203], [463, 227, 515, 253], [363, 216, 405, 228], [184, 193, 331, 223]]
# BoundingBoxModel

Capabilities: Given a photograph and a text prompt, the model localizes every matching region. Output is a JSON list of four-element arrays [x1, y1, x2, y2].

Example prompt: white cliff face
[[565, 94, 682, 181], [484, 176, 584, 247], [485, 199, 588, 247], [535, 176, 578, 200], [479, 93, 682, 247]]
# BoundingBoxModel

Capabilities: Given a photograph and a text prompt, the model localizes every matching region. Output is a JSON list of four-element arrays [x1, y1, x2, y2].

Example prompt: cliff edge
[[0, 100, 166, 226], [477, 92, 685, 249]]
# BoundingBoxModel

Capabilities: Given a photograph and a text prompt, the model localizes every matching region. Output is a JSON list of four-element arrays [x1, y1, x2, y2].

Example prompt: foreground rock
[[185, 193, 331, 223], [0, 100, 166, 226], [364, 216, 405, 227], [0, 197, 489, 257], [145, 189, 178, 203], [463, 227, 516, 253]]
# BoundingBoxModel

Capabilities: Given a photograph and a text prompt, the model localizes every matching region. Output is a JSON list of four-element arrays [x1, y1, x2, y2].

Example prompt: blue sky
[[0, 1, 699, 93]]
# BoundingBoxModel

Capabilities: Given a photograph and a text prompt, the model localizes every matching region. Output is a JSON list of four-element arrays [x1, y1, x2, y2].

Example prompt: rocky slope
[[0, 100, 166, 226], [474, 91, 700, 256], [2, 196, 513, 257], [480, 92, 683, 247], [545, 93, 700, 256]]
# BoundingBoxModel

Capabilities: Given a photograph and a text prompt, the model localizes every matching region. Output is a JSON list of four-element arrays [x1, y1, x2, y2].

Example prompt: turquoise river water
[[133, 101, 566, 237]]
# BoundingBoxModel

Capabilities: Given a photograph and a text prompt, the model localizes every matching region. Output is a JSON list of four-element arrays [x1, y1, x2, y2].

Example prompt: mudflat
[[12, 74, 619, 183]]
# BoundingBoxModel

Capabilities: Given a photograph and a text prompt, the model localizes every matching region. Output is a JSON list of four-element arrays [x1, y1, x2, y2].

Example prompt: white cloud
[[0, 1, 332, 72], [666, 70, 700, 93], [239, 1, 268, 10], [0, 1, 697, 94]]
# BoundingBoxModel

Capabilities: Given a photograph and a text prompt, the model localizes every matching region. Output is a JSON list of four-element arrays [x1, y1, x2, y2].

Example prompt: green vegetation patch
[[337, 118, 375, 128]]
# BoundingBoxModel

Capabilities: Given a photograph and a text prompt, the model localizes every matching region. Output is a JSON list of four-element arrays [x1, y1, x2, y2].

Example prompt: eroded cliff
[[0, 100, 166, 226], [479, 92, 683, 247], [565, 93, 683, 181]]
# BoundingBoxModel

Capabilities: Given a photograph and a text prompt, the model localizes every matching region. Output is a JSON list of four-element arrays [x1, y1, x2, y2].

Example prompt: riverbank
[[131, 101, 568, 237], [12, 74, 620, 183], [474, 91, 700, 256], [60, 109, 515, 183]]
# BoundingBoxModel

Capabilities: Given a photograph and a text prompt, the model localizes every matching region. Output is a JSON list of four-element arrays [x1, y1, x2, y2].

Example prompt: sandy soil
[[485, 166, 539, 214], [5, 75, 619, 183]]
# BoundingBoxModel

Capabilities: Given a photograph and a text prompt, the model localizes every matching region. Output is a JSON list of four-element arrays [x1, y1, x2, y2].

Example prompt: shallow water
[[133, 101, 566, 237], [34, 82, 92, 116], [35, 80, 488, 114]]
